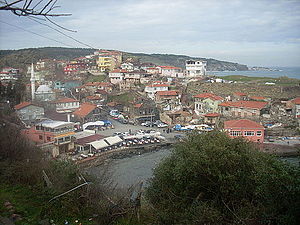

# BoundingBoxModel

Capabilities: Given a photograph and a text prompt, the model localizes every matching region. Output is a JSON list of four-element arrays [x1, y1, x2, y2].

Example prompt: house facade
[[224, 119, 265, 143], [185, 60, 206, 77], [22, 120, 76, 157], [14, 102, 44, 122], [219, 101, 269, 118], [54, 98, 80, 113], [194, 93, 223, 115], [157, 66, 184, 78], [72, 103, 103, 124], [144, 83, 169, 99], [155, 90, 181, 111]]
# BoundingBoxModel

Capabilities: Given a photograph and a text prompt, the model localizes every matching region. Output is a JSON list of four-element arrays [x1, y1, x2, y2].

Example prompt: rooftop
[[224, 119, 264, 129], [36, 119, 74, 129], [14, 101, 36, 110], [156, 90, 178, 96], [291, 97, 300, 105], [73, 103, 97, 118], [219, 101, 268, 109], [203, 113, 220, 117]]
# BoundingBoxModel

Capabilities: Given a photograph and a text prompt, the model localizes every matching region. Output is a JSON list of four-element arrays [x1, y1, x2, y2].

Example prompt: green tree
[[146, 132, 300, 225]]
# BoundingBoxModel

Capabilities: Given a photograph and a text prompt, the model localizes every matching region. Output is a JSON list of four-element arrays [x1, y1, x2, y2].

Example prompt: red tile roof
[[224, 119, 264, 129], [73, 103, 97, 118], [291, 97, 300, 105], [14, 101, 32, 110], [249, 96, 267, 100], [110, 69, 128, 73], [193, 93, 223, 101], [55, 98, 78, 103], [134, 103, 143, 108], [203, 113, 220, 117], [156, 90, 178, 96], [219, 101, 268, 109], [76, 134, 106, 145], [234, 92, 247, 96]]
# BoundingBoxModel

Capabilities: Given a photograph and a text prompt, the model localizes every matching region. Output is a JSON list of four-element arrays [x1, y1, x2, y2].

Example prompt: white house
[[54, 98, 80, 113], [157, 66, 184, 78], [185, 60, 207, 77], [144, 82, 169, 99], [109, 69, 127, 84]]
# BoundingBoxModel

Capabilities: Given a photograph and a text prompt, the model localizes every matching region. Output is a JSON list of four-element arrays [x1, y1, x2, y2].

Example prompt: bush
[[146, 131, 300, 225]]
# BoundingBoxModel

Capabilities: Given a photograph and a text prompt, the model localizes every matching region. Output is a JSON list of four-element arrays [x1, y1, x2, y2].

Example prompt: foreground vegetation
[[146, 132, 300, 225], [0, 120, 299, 224]]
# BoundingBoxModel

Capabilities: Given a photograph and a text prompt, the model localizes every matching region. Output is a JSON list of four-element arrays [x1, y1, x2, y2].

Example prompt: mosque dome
[[36, 85, 53, 93]]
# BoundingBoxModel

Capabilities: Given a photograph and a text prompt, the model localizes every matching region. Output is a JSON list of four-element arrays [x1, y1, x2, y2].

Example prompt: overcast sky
[[0, 0, 300, 67]]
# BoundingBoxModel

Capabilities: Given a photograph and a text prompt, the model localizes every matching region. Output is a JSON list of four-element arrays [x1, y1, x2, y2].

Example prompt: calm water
[[207, 67, 300, 79], [88, 149, 299, 188]]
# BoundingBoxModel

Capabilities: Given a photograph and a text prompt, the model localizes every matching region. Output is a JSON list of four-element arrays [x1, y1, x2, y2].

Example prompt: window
[[230, 131, 242, 136], [65, 136, 70, 142], [244, 131, 254, 136], [256, 131, 262, 136], [39, 135, 43, 140], [47, 136, 51, 141]]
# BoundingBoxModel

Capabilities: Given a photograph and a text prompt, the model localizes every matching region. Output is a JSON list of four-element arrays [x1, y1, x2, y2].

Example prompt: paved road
[[96, 117, 181, 141]]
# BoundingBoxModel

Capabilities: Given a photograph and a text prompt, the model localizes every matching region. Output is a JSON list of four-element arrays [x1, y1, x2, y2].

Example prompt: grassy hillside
[[0, 47, 248, 72], [124, 52, 248, 71]]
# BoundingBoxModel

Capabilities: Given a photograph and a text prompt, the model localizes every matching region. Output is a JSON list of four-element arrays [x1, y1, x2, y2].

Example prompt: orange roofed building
[[224, 119, 265, 143], [72, 103, 102, 124], [219, 101, 269, 118]]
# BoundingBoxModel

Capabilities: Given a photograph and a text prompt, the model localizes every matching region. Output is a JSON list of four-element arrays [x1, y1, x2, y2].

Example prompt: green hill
[[0, 47, 248, 71]]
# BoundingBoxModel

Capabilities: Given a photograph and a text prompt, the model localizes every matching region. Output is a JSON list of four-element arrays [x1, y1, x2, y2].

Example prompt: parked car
[[157, 123, 168, 128], [141, 121, 153, 127]]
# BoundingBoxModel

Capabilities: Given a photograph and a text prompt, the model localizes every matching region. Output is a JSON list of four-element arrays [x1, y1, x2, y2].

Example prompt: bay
[[207, 67, 300, 79]]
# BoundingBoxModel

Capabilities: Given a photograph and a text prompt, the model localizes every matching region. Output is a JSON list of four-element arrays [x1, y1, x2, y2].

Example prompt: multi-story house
[[129, 102, 158, 123], [14, 102, 45, 123], [224, 119, 265, 143], [219, 101, 269, 118], [109, 69, 127, 84], [157, 66, 184, 78], [53, 98, 80, 113], [194, 93, 224, 115], [185, 60, 207, 77], [96, 50, 122, 72], [290, 97, 300, 119], [155, 90, 181, 111], [22, 120, 76, 157], [144, 82, 169, 99], [72, 103, 103, 124]]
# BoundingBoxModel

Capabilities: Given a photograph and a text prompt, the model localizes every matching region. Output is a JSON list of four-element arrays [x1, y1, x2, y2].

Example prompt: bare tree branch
[[0, 0, 71, 17]]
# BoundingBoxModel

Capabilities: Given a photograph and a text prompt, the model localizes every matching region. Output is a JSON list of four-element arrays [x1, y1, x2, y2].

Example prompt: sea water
[[207, 67, 300, 79]]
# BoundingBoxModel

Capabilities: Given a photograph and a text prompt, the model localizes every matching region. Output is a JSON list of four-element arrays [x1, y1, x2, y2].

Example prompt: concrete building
[[109, 69, 127, 84], [219, 101, 269, 118], [22, 120, 76, 157], [144, 82, 169, 99], [224, 119, 265, 143], [185, 60, 206, 77], [53, 98, 80, 113], [14, 102, 44, 123], [157, 66, 184, 78], [194, 93, 224, 115]]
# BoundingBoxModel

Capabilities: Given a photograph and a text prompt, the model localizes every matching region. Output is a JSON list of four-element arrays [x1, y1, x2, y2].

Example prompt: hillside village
[[0, 49, 300, 160]]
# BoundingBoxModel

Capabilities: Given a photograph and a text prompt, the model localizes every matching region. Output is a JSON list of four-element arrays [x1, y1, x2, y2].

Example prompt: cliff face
[[0, 47, 248, 71]]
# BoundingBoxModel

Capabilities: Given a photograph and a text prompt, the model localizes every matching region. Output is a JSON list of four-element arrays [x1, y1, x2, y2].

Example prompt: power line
[[27, 16, 96, 49], [0, 19, 75, 47]]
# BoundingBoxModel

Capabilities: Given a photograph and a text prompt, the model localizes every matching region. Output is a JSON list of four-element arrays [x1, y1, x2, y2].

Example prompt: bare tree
[[0, 0, 70, 17]]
